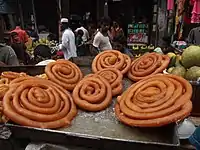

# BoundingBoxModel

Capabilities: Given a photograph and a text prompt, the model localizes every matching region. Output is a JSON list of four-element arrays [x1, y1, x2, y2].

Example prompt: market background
[[0, 0, 200, 150]]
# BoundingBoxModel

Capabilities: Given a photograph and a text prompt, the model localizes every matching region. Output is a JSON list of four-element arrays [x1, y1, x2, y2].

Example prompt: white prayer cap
[[61, 18, 68, 23]]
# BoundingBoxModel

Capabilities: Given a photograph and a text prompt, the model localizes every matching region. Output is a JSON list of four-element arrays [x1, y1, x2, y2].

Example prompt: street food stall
[[0, 48, 197, 150]]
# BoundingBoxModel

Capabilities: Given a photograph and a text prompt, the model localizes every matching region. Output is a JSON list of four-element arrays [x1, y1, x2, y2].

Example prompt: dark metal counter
[[0, 61, 180, 150]]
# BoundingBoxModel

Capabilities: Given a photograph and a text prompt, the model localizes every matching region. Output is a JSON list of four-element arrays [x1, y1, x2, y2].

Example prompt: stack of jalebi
[[92, 50, 131, 75], [96, 68, 123, 96], [45, 59, 83, 91], [115, 74, 193, 127], [0, 78, 10, 123], [35, 73, 48, 79], [128, 53, 170, 81], [1, 71, 27, 83], [72, 74, 112, 112], [3, 77, 77, 129]]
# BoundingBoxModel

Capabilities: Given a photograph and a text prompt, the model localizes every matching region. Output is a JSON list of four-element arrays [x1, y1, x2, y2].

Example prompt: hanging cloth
[[175, 1, 180, 34], [174, 0, 185, 40], [178, 0, 186, 16], [167, 0, 174, 10], [191, 0, 200, 23]]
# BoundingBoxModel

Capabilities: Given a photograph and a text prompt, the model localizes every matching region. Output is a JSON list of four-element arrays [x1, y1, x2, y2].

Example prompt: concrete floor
[[0, 140, 195, 150]]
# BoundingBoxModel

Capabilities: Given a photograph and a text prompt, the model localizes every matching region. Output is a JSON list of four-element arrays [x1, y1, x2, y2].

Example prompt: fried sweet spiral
[[35, 73, 48, 79], [0, 84, 9, 99], [3, 77, 77, 129], [96, 68, 123, 96], [72, 74, 112, 112], [115, 74, 193, 127], [120, 54, 132, 74], [45, 59, 83, 91], [127, 53, 170, 81], [1, 71, 27, 82], [0, 78, 9, 84], [0, 79, 10, 123], [92, 50, 131, 74], [0, 101, 9, 123]]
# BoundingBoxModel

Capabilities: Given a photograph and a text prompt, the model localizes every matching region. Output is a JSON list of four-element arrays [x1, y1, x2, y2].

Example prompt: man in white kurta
[[60, 18, 77, 60]]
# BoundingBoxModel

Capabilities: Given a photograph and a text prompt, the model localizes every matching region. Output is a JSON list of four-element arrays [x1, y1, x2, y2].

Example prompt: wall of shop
[[18, 0, 33, 28], [0, 0, 17, 14], [157, 0, 168, 46], [34, 0, 59, 35], [0, 0, 18, 30], [18, 0, 59, 35], [108, 0, 154, 35], [69, 0, 96, 20], [61, 0, 104, 22]]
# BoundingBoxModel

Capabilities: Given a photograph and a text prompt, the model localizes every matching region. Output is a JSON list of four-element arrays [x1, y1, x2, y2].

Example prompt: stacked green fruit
[[185, 66, 200, 81], [26, 38, 58, 56], [170, 55, 186, 78], [132, 45, 139, 51], [167, 45, 200, 81], [181, 45, 200, 68], [167, 52, 176, 68]]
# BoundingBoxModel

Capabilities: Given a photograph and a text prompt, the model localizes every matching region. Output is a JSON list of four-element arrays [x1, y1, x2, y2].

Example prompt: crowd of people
[[0, 16, 126, 66], [60, 16, 126, 60], [0, 19, 28, 66]]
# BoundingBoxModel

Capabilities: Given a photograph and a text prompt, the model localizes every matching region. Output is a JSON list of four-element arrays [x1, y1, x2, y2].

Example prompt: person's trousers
[[189, 126, 200, 150]]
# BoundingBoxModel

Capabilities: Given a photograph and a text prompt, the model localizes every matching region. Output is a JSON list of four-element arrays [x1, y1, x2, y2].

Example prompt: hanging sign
[[127, 23, 149, 46]]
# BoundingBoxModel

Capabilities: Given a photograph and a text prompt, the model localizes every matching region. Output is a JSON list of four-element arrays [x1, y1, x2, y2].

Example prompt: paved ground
[[0, 136, 196, 150]]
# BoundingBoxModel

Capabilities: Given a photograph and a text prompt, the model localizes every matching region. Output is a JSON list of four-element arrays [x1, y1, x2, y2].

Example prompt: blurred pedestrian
[[11, 22, 29, 44], [59, 18, 77, 60], [0, 16, 19, 66], [10, 32, 28, 64], [75, 21, 89, 42], [92, 17, 112, 55], [76, 29, 85, 56], [111, 21, 126, 52]]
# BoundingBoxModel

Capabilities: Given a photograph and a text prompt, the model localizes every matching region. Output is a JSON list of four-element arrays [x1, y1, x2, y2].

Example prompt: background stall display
[[127, 23, 149, 46]]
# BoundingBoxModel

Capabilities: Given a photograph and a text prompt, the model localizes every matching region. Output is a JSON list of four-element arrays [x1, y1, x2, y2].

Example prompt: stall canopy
[[0, 0, 17, 14]]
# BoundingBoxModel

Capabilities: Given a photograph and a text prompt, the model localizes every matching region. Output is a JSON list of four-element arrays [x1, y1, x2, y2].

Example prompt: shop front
[[107, 0, 155, 45], [61, 0, 160, 46], [0, 0, 18, 30], [168, 0, 200, 42], [61, 0, 104, 23]]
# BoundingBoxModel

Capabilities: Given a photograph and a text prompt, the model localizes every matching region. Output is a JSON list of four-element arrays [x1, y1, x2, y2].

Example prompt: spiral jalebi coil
[[0, 78, 10, 123], [1, 71, 27, 83], [3, 77, 77, 129], [92, 50, 131, 75], [0, 78, 9, 85], [72, 74, 112, 112], [45, 59, 83, 91], [128, 53, 170, 81], [35, 73, 48, 79], [0, 84, 9, 99], [115, 74, 193, 127], [96, 68, 123, 96]]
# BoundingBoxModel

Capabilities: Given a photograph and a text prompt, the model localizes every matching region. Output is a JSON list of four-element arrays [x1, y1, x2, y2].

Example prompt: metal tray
[[0, 64, 180, 149]]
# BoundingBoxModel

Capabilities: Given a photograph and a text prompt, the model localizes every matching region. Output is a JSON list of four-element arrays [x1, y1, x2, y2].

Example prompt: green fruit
[[132, 45, 139, 50], [141, 46, 147, 50], [39, 39, 43, 43], [167, 52, 176, 58], [171, 66, 186, 78], [42, 38, 46, 43], [185, 66, 200, 81], [175, 55, 182, 67], [168, 56, 176, 68], [181, 46, 200, 68], [167, 67, 175, 73], [148, 44, 155, 50]]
